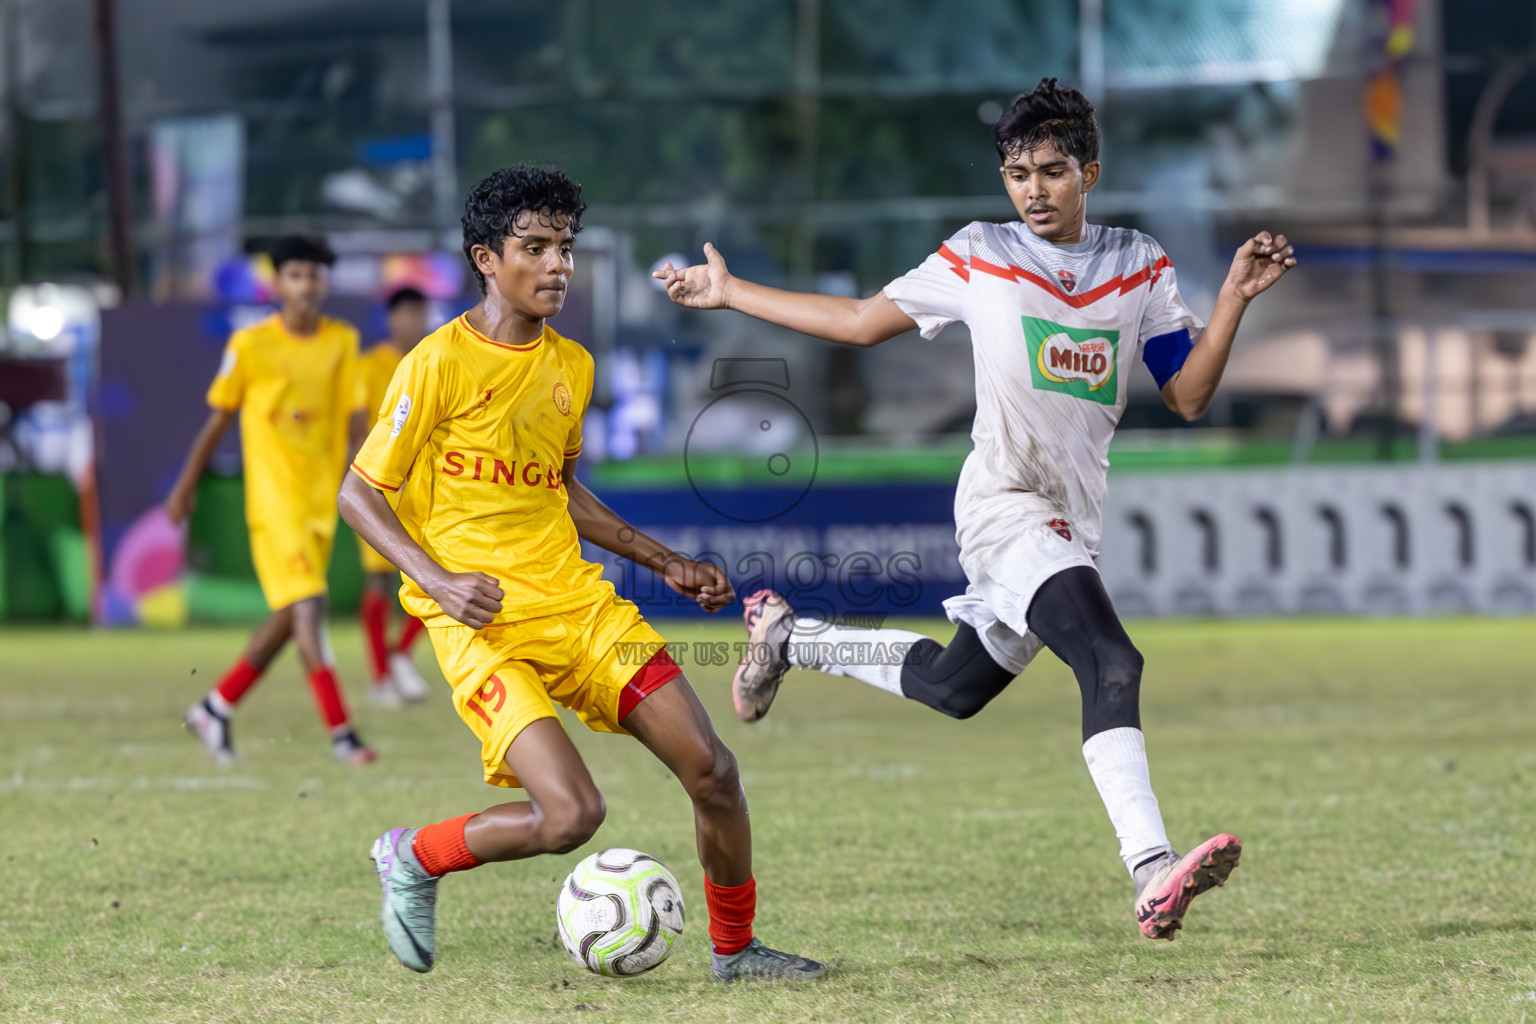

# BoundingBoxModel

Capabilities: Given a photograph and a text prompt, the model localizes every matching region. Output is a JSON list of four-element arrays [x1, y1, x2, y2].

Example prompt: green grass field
[[4, 617, 1536, 1023]]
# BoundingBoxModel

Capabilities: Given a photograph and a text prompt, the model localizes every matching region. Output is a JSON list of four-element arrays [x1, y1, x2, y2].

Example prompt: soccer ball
[[556, 848, 685, 976]]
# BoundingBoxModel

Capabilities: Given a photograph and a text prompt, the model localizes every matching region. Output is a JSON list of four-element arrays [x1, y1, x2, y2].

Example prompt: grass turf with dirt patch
[[2, 617, 1535, 1022]]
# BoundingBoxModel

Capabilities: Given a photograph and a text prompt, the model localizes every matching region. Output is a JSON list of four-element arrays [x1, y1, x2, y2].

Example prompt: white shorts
[[942, 509, 1097, 675]]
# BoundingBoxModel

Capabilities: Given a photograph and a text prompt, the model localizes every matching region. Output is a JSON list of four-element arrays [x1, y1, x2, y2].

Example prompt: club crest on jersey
[[1048, 517, 1073, 541], [552, 381, 572, 416], [1056, 269, 1076, 292], [390, 395, 412, 438], [1021, 316, 1120, 406]]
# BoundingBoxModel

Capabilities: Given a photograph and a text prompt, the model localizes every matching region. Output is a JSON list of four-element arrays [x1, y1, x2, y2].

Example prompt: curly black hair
[[994, 78, 1099, 166], [461, 164, 587, 292]]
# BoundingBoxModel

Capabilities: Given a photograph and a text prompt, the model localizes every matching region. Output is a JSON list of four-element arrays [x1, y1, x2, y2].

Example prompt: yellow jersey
[[356, 342, 405, 424], [206, 313, 361, 530], [353, 343, 408, 572], [350, 314, 608, 625]]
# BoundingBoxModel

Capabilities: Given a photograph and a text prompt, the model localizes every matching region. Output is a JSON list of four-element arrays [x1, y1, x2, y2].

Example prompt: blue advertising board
[[587, 482, 965, 619]]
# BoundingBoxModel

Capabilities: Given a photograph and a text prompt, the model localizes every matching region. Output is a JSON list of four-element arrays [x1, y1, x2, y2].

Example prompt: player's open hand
[[652, 243, 732, 310], [1223, 231, 1296, 302], [427, 570, 503, 629], [661, 556, 735, 613]]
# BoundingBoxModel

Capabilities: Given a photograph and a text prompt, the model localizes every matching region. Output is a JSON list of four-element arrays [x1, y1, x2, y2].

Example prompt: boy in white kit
[[655, 78, 1295, 940]]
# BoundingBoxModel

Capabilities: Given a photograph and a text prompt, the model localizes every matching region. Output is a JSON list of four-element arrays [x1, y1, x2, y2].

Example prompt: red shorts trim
[[617, 647, 682, 723]]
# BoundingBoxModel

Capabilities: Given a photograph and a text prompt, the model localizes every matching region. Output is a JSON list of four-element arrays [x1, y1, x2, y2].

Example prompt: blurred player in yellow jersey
[[355, 286, 432, 707], [339, 166, 824, 981], [167, 236, 377, 767]]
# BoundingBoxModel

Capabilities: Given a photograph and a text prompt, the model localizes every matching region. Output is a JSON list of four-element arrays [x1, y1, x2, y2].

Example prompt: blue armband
[[1142, 328, 1194, 388]]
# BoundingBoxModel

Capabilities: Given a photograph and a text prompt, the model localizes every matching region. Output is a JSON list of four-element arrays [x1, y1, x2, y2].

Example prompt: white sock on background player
[[783, 618, 930, 697], [1082, 727, 1174, 876]]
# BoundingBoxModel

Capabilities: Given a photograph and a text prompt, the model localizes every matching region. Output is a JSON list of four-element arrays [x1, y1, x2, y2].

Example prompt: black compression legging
[[899, 622, 1016, 720], [899, 566, 1142, 740]]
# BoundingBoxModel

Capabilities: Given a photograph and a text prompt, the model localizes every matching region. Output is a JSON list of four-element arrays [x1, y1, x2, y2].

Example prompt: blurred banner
[[588, 483, 965, 620], [590, 461, 1536, 623], [1100, 463, 1536, 617], [150, 115, 245, 301]]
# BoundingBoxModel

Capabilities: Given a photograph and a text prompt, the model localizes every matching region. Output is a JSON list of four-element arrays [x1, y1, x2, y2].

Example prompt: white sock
[[205, 691, 233, 718], [1081, 727, 1174, 877], [783, 617, 930, 697]]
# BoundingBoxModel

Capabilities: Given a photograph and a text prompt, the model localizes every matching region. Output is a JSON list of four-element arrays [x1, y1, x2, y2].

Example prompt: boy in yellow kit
[[170, 236, 376, 766], [355, 286, 432, 707], [339, 166, 823, 981]]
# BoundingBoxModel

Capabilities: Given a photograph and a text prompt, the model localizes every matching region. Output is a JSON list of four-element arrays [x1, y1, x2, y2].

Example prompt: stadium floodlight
[[28, 304, 64, 342], [5, 283, 98, 358]]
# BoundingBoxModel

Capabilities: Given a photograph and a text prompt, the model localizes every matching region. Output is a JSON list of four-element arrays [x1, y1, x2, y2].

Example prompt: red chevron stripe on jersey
[[937, 243, 970, 281], [969, 253, 1172, 308]]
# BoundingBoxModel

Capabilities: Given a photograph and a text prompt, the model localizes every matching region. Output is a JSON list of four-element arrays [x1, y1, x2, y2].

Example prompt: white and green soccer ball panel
[[556, 848, 685, 977]]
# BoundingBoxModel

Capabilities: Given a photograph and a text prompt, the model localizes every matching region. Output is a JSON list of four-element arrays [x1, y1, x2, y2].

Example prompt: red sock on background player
[[360, 591, 391, 682], [208, 657, 261, 716], [395, 615, 425, 654], [308, 666, 350, 730]]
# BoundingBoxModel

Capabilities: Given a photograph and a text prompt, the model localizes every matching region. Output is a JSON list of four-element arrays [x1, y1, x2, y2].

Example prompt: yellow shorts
[[249, 518, 333, 611], [357, 534, 394, 575], [427, 593, 670, 789]]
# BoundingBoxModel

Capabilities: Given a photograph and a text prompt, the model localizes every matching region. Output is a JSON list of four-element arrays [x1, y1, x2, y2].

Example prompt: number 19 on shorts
[[465, 675, 506, 726]]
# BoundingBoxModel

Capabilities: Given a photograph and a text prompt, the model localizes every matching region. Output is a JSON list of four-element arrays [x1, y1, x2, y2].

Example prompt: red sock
[[213, 658, 262, 708], [394, 615, 425, 654], [704, 876, 756, 955], [359, 592, 390, 681], [412, 813, 483, 877], [306, 667, 350, 731]]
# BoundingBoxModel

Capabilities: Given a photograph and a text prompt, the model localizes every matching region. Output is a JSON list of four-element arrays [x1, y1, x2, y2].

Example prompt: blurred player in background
[[169, 236, 377, 767], [355, 286, 432, 707], [340, 165, 824, 982], [657, 79, 1295, 941]]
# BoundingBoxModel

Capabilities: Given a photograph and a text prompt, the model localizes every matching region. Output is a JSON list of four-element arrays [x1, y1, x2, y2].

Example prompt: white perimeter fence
[[1097, 462, 1536, 617]]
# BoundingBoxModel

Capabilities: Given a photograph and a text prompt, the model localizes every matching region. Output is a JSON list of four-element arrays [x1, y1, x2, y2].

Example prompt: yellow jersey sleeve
[[564, 351, 593, 458], [205, 332, 249, 411], [351, 348, 449, 493]]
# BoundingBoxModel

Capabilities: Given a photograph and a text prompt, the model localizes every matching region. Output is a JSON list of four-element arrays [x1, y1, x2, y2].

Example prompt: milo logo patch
[[1022, 316, 1120, 406]]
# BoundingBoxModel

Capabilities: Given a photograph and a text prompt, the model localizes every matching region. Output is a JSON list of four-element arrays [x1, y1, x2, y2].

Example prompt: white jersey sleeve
[[1138, 241, 1204, 345], [882, 225, 974, 339], [1136, 240, 1206, 388]]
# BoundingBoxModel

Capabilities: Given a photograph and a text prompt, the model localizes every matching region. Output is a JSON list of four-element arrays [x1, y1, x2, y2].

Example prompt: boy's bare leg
[[240, 606, 294, 669], [466, 718, 607, 860], [291, 595, 374, 762], [624, 675, 822, 981], [369, 717, 606, 973], [185, 606, 294, 763], [622, 678, 750, 885]]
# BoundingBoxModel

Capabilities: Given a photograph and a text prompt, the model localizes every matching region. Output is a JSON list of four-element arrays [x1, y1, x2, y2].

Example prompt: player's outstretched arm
[[164, 408, 235, 525], [1160, 231, 1296, 422], [564, 461, 734, 613], [338, 472, 504, 629], [652, 243, 916, 348]]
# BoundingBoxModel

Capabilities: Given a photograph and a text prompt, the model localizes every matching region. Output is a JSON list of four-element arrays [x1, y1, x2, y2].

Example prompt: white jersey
[[884, 220, 1201, 592]]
